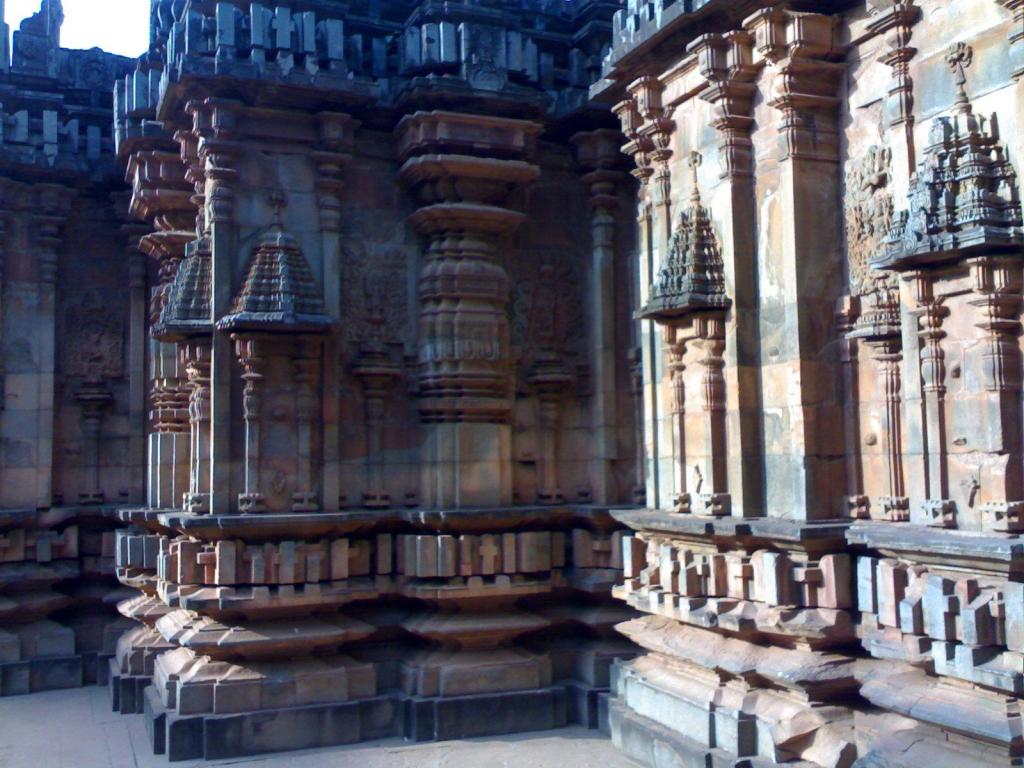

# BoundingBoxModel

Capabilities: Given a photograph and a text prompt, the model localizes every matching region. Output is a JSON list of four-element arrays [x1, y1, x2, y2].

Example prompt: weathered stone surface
[[598, 0, 1024, 766], [5, 0, 1024, 766], [56, 0, 644, 759]]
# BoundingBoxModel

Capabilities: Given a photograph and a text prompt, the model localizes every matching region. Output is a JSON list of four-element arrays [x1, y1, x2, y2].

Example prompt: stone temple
[[3, 0, 1024, 766]]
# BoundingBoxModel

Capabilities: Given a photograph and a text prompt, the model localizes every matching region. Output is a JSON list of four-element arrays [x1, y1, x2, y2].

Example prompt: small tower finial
[[946, 42, 973, 114], [688, 151, 703, 205]]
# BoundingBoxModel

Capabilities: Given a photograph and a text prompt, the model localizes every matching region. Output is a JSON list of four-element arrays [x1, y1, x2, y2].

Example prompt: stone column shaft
[[753, 19, 845, 520], [197, 106, 240, 516], [570, 133, 629, 504], [312, 121, 351, 514], [183, 342, 211, 513], [33, 207, 63, 509], [235, 337, 265, 513]]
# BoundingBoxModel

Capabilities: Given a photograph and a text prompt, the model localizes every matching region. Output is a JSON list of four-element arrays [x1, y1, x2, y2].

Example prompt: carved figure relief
[[64, 289, 124, 380], [845, 145, 894, 295], [512, 247, 585, 364], [340, 244, 408, 350]]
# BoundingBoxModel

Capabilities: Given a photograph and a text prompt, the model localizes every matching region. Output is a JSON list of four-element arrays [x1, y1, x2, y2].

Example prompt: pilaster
[[747, 7, 847, 520], [572, 129, 631, 505]]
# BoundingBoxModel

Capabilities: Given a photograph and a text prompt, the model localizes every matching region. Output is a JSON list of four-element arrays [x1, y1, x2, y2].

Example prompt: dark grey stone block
[[29, 655, 83, 692], [407, 686, 568, 742], [109, 670, 120, 711], [0, 661, 30, 696], [143, 684, 166, 755]]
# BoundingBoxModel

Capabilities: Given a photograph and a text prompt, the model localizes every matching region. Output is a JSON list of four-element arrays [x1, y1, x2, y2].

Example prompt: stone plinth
[[127, 506, 632, 760]]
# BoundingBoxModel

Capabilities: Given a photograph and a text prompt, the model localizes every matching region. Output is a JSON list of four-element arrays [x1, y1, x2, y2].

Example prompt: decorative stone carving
[[64, 290, 125, 381], [637, 153, 730, 322], [846, 145, 895, 297], [878, 44, 1024, 269], [216, 195, 332, 334]]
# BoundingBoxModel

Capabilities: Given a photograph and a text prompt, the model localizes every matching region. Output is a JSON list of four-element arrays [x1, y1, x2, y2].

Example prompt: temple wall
[[0, 0, 141, 699], [600, 0, 1024, 766]]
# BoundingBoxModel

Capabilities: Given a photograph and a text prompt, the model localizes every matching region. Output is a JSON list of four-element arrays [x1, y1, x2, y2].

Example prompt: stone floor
[[0, 686, 639, 768]]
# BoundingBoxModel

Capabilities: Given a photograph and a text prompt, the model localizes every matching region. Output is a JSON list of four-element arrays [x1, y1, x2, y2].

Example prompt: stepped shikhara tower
[[5, 1, 1024, 767]]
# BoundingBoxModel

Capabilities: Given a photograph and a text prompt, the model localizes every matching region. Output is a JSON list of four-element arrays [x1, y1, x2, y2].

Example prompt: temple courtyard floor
[[0, 686, 639, 767]]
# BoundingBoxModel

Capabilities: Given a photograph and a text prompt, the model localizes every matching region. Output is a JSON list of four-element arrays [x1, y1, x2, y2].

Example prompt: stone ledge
[[612, 509, 851, 547], [847, 521, 1024, 566], [147, 505, 626, 541]]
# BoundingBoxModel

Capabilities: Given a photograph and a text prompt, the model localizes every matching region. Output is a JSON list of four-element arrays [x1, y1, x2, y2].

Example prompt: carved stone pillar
[[632, 76, 674, 250], [528, 353, 573, 505], [694, 315, 729, 516], [140, 230, 192, 509], [634, 203, 654, 507], [870, 338, 909, 522], [868, 1, 921, 183], [693, 30, 763, 516], [129, 144, 197, 511], [628, 347, 647, 506], [848, 279, 908, 522], [909, 273, 953, 527], [182, 341, 211, 514], [968, 256, 1024, 532], [193, 98, 241, 516], [234, 336, 265, 513], [126, 238, 148, 505], [353, 350, 400, 509], [663, 328, 688, 513], [292, 354, 319, 512], [397, 111, 540, 508]]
